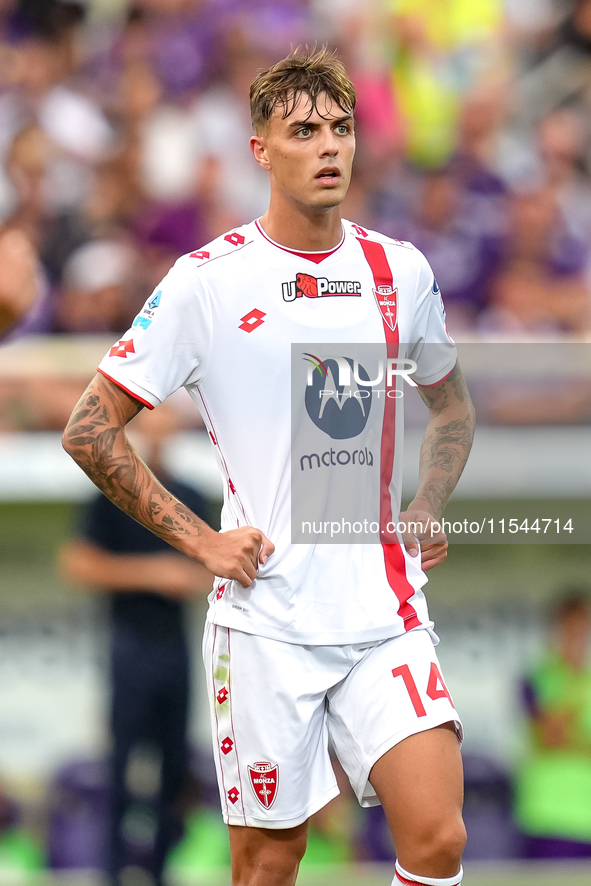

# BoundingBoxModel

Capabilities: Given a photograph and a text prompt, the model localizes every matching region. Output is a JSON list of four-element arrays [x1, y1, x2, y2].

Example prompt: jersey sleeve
[[98, 255, 212, 408], [406, 248, 457, 387]]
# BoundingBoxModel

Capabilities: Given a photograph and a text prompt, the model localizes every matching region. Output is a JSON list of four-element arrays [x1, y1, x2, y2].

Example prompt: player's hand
[[193, 526, 274, 588], [419, 542, 448, 571], [397, 507, 447, 565]]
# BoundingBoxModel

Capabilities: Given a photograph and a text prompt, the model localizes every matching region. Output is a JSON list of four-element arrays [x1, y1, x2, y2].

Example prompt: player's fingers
[[241, 556, 258, 584], [233, 564, 255, 589], [426, 526, 447, 545], [400, 526, 420, 557], [214, 550, 256, 588], [259, 534, 274, 565], [421, 543, 448, 571]]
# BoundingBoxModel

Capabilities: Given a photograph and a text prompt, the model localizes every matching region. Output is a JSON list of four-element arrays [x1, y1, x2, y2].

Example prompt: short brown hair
[[250, 46, 356, 133]]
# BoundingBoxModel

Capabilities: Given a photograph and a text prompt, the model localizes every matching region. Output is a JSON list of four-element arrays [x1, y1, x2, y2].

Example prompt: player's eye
[[335, 124, 351, 135], [296, 127, 312, 138]]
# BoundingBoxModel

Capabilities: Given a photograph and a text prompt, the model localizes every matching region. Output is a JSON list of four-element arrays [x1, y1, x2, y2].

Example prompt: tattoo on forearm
[[418, 478, 455, 517], [417, 364, 468, 415], [64, 382, 205, 547], [421, 419, 474, 473], [416, 363, 476, 517]]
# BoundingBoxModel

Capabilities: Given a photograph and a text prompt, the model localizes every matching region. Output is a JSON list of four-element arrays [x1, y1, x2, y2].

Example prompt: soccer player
[[63, 48, 475, 886]]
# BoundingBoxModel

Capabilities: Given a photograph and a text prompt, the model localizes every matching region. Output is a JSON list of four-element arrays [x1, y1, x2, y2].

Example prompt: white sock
[[393, 860, 463, 886]]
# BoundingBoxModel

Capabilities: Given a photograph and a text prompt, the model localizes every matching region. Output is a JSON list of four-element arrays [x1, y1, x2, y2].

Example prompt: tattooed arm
[[62, 374, 274, 587], [399, 363, 475, 569], [414, 363, 475, 518]]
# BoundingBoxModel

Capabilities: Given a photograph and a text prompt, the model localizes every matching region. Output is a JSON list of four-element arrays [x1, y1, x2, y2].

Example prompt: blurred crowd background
[[2, 0, 591, 354], [0, 1, 591, 884]]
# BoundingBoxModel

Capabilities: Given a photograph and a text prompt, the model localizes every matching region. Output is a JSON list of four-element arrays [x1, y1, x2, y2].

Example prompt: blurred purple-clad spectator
[[483, 186, 591, 337], [217, 0, 312, 55], [537, 107, 591, 244], [102, 1, 223, 103], [374, 167, 506, 335], [131, 199, 208, 294]]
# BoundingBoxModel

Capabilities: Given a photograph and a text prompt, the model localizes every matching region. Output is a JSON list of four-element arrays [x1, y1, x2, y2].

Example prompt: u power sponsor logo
[[282, 272, 361, 302]]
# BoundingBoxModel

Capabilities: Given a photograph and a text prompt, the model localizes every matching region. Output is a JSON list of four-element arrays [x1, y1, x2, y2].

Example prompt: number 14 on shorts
[[393, 662, 453, 717]]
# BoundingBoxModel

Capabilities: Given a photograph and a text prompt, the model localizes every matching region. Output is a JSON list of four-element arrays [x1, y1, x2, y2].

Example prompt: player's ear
[[250, 134, 271, 171]]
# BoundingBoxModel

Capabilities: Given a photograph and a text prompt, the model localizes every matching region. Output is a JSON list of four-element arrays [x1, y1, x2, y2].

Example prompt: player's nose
[[318, 126, 339, 156]]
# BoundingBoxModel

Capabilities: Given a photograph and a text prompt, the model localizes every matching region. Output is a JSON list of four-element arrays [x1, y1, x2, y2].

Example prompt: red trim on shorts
[[97, 368, 155, 410], [416, 360, 457, 389], [357, 238, 421, 631], [227, 629, 247, 826], [255, 219, 345, 263], [211, 626, 230, 819]]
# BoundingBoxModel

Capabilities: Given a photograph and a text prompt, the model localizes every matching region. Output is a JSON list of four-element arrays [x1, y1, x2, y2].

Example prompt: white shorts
[[202, 623, 462, 829]]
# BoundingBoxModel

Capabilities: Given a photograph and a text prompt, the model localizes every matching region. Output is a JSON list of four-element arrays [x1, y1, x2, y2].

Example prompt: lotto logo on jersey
[[248, 761, 279, 809], [282, 273, 361, 302]]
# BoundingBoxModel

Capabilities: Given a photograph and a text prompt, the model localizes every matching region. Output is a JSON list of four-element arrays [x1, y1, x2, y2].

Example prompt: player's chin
[[312, 189, 347, 211]]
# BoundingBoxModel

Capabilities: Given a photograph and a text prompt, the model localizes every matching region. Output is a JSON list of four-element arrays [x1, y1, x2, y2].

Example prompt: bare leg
[[369, 722, 465, 878], [228, 821, 308, 886]]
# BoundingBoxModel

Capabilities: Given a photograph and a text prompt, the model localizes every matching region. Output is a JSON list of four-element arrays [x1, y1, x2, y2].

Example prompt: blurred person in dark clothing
[[13, 0, 84, 42], [537, 107, 591, 242], [60, 403, 213, 886], [376, 165, 506, 336], [483, 185, 591, 336], [54, 238, 139, 334], [518, 0, 591, 129], [515, 591, 591, 858]]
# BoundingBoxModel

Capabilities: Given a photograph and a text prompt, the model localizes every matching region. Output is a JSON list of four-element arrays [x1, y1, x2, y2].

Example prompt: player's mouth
[[315, 167, 341, 186]]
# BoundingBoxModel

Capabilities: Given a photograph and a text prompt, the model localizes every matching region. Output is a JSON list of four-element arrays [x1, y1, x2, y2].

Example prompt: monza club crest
[[374, 284, 398, 331], [248, 761, 279, 809]]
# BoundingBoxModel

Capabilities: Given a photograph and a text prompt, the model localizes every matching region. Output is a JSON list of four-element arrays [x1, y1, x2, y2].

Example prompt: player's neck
[[259, 203, 343, 252]]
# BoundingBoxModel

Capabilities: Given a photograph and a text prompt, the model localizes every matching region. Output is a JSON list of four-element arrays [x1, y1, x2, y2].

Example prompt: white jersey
[[99, 219, 456, 645]]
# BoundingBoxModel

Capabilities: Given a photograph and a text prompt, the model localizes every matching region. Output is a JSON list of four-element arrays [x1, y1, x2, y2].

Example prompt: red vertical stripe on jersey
[[357, 239, 421, 630]]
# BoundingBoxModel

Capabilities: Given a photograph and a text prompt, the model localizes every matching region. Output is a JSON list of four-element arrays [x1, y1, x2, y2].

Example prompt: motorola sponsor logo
[[300, 446, 374, 471], [304, 356, 374, 440]]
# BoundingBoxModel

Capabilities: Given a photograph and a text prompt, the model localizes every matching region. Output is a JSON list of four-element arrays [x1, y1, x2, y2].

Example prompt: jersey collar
[[255, 219, 346, 265]]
